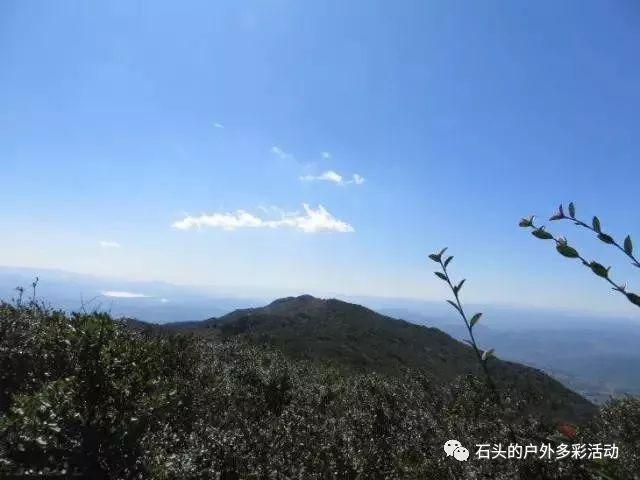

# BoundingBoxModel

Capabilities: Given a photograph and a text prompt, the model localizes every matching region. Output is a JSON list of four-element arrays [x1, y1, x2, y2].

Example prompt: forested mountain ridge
[[160, 294, 595, 422]]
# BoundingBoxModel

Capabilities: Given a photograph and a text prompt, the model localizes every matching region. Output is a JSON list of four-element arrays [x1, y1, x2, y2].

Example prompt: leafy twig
[[550, 202, 640, 268], [428, 248, 501, 405], [520, 206, 640, 308]]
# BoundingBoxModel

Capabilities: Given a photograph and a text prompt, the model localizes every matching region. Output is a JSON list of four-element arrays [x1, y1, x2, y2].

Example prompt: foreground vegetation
[[1, 300, 639, 479]]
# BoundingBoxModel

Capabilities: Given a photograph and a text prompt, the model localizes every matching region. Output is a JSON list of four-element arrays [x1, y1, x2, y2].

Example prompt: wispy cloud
[[102, 291, 148, 298], [300, 170, 343, 184], [213, 122, 224, 129], [321, 151, 332, 159], [299, 171, 365, 186], [172, 204, 354, 233], [270, 146, 294, 161], [99, 240, 121, 248]]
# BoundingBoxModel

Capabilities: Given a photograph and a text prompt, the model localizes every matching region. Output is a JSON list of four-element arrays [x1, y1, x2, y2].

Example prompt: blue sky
[[1, 1, 639, 314]]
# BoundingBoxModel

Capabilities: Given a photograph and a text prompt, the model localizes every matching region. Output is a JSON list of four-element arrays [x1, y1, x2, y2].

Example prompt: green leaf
[[568, 202, 576, 218], [532, 229, 554, 240], [454, 279, 466, 294], [519, 216, 535, 228], [482, 348, 495, 361], [556, 244, 580, 258], [444, 256, 454, 268], [429, 248, 448, 263], [598, 233, 615, 244], [434, 272, 448, 281], [589, 262, 609, 279], [592, 216, 601, 233], [626, 293, 640, 308], [519, 218, 531, 227], [549, 205, 564, 221], [470, 313, 482, 328], [624, 235, 633, 255], [447, 300, 461, 313]]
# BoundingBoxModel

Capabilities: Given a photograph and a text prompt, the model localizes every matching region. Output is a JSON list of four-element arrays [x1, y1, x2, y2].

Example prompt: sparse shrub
[[0, 291, 638, 479], [579, 396, 640, 478]]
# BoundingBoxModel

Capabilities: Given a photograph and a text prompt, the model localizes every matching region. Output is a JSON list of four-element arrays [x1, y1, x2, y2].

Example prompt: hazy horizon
[[2, 264, 638, 323]]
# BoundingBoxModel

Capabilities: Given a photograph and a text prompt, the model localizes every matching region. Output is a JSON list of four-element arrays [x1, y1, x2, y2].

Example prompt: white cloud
[[99, 240, 121, 248], [213, 122, 224, 129], [300, 170, 343, 184], [257, 205, 287, 216], [270, 146, 294, 161], [321, 171, 343, 183], [299, 170, 365, 186], [291, 204, 355, 233], [172, 204, 354, 234], [173, 210, 263, 231], [321, 151, 332, 159], [102, 291, 149, 298]]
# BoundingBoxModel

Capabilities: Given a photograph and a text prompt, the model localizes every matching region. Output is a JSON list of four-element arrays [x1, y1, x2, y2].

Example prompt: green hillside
[[162, 294, 594, 422]]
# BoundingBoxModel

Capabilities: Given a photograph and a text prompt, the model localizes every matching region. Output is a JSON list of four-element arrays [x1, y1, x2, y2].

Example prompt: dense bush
[[0, 302, 637, 479]]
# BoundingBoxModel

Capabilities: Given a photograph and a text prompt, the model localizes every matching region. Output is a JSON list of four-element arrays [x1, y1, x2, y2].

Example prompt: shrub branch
[[520, 203, 640, 309], [428, 249, 501, 406]]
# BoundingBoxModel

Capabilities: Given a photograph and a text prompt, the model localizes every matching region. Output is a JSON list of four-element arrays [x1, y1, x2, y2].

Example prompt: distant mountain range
[[156, 294, 595, 422], [3, 266, 638, 404], [0, 265, 264, 323], [381, 308, 640, 403]]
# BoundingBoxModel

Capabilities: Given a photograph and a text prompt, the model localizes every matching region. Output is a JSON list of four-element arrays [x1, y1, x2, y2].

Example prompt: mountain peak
[[267, 294, 321, 306], [259, 295, 377, 320], [257, 294, 343, 318]]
